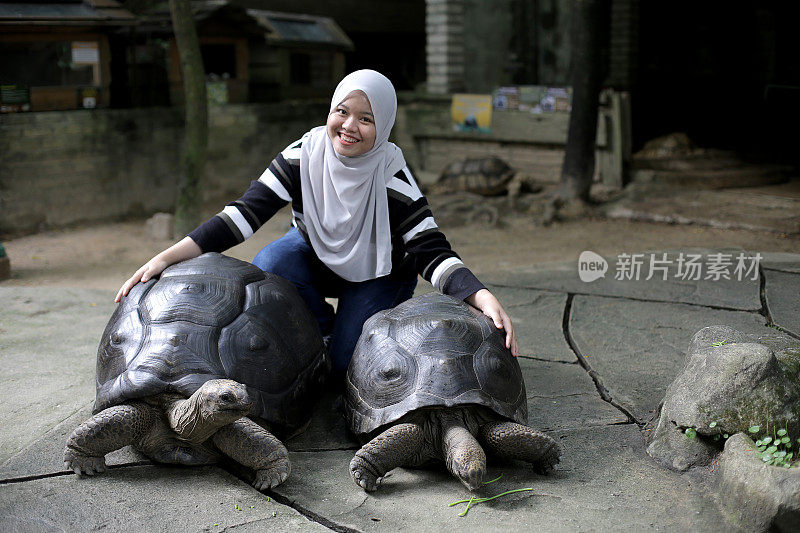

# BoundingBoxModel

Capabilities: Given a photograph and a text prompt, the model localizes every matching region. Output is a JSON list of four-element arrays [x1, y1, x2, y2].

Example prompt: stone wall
[[0, 97, 575, 237], [0, 102, 327, 237], [395, 98, 569, 183]]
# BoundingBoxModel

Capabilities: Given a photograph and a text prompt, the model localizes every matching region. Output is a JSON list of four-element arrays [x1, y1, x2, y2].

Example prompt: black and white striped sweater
[[188, 136, 485, 300]]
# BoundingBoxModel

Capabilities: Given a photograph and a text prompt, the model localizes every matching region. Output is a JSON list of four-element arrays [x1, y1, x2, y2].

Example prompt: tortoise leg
[[64, 403, 158, 476], [478, 420, 562, 474], [211, 417, 291, 490], [441, 417, 487, 491], [350, 422, 424, 492]]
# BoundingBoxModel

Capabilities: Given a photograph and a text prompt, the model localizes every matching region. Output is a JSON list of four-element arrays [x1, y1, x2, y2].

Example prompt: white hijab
[[300, 70, 406, 282]]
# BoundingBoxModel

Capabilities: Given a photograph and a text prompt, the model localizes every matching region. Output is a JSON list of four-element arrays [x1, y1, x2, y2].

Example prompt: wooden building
[[129, 1, 353, 106], [0, 0, 136, 112]]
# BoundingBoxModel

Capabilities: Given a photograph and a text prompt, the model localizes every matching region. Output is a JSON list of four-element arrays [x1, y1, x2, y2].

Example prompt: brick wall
[[0, 102, 327, 237]]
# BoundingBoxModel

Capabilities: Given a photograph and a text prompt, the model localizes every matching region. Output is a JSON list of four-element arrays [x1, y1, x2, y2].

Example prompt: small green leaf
[[758, 446, 767, 452], [724, 434, 729, 438], [762, 453, 772, 461], [763, 437, 773, 445], [784, 463, 792, 468], [786, 453, 793, 460], [709, 421, 717, 428], [756, 439, 763, 446], [713, 434, 721, 441], [767, 446, 778, 454], [749, 425, 760, 433], [685, 428, 697, 439], [777, 429, 788, 437], [782, 436, 791, 444]]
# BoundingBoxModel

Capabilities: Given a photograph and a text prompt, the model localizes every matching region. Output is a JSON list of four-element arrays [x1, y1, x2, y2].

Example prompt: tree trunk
[[552, 0, 609, 212], [169, 0, 207, 237]]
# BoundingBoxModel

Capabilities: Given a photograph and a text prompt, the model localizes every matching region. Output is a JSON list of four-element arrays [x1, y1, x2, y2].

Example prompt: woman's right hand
[[114, 236, 202, 303], [115, 258, 169, 302]]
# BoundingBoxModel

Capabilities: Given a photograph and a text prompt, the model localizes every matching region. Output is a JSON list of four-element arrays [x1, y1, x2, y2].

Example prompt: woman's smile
[[327, 90, 377, 156]]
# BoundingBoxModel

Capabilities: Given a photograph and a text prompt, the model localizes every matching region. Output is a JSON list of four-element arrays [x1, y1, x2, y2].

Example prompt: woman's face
[[326, 90, 377, 157]]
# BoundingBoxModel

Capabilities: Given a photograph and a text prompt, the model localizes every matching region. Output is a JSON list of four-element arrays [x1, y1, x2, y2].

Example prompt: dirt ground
[[3, 191, 798, 293]]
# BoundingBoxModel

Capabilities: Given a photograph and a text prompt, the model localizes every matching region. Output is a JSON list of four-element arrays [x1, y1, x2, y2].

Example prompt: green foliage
[[449, 474, 537, 517], [751, 423, 798, 468]]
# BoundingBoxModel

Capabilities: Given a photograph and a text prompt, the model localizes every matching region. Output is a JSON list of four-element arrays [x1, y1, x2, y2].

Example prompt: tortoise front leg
[[211, 417, 290, 490], [478, 420, 561, 474], [64, 403, 158, 476], [350, 422, 424, 492], [441, 417, 487, 491]]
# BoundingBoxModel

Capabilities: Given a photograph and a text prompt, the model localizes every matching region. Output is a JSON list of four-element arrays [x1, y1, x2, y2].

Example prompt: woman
[[116, 70, 518, 375]]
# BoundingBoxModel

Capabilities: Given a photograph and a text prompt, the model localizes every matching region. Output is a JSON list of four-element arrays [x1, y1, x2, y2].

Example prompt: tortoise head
[[169, 379, 253, 443], [195, 379, 253, 424]]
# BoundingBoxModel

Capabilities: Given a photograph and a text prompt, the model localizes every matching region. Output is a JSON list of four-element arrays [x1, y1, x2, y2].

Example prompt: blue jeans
[[253, 227, 417, 374]]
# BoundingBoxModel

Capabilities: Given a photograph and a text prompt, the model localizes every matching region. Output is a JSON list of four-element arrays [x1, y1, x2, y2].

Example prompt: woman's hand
[[114, 237, 202, 303], [114, 258, 169, 302], [466, 288, 519, 357]]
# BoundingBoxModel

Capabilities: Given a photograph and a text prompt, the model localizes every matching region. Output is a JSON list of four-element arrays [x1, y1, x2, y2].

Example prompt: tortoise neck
[[166, 392, 223, 444]]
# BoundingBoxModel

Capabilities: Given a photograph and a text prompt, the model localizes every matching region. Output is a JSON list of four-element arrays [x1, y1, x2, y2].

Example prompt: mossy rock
[[648, 325, 800, 471]]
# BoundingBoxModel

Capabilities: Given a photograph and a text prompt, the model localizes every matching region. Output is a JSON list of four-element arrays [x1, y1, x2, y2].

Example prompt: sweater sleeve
[[387, 166, 486, 300], [187, 154, 294, 252]]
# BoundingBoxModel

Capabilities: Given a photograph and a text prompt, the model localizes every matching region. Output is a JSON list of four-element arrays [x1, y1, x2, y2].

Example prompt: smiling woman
[[117, 69, 518, 381], [327, 91, 376, 156]]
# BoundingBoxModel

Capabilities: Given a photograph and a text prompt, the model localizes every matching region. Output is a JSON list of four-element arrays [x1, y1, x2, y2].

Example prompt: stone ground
[[1, 182, 799, 532]]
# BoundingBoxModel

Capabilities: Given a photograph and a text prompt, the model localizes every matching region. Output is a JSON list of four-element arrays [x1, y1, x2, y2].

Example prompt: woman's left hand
[[466, 288, 519, 357]]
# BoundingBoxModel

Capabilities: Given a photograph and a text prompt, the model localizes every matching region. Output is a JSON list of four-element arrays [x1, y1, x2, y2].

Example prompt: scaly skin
[[441, 419, 487, 491], [478, 420, 562, 473], [212, 418, 291, 490], [350, 422, 425, 491], [64, 403, 157, 475]]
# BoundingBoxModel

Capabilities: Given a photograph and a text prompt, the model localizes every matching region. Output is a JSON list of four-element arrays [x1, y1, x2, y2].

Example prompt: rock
[[648, 325, 800, 471], [717, 433, 800, 532], [145, 212, 174, 240]]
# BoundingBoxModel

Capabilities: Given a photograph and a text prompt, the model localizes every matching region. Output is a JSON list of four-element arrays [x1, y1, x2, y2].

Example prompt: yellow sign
[[451, 94, 492, 133]]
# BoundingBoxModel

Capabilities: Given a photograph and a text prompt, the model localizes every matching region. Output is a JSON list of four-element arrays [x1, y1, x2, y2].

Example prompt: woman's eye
[[361, 117, 373, 124]]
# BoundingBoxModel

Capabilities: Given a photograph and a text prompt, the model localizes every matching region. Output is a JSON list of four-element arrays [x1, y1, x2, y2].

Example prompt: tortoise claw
[[65, 454, 107, 477], [349, 456, 381, 492], [252, 459, 291, 490]]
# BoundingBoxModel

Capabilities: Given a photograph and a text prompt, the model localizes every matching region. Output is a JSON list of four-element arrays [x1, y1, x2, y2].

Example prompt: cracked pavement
[[2, 250, 798, 532]]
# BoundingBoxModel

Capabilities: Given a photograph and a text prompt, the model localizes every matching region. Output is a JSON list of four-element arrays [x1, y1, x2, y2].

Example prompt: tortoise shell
[[345, 292, 527, 435], [433, 156, 515, 196], [94, 253, 329, 432]]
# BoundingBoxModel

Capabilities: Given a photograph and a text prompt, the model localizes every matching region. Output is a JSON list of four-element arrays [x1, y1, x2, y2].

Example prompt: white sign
[[72, 42, 99, 64]]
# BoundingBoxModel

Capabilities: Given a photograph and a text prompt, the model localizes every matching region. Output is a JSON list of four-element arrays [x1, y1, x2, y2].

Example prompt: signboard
[[0, 84, 31, 113], [493, 85, 573, 113], [77, 86, 99, 109], [72, 42, 99, 64], [451, 94, 492, 133], [206, 81, 229, 105]]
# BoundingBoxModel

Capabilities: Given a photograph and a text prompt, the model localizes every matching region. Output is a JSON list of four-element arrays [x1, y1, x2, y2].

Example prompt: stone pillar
[[426, 0, 465, 94]]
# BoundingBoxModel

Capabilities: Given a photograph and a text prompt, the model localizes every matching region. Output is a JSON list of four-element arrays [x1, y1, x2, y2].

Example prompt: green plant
[[449, 474, 538, 517], [749, 424, 799, 468]]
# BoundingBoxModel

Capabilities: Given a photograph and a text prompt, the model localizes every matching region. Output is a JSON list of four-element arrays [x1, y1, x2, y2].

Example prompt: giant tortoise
[[64, 253, 329, 489], [345, 292, 561, 491]]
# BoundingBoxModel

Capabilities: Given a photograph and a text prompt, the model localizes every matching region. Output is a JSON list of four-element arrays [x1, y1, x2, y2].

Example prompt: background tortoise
[[426, 156, 540, 206], [345, 292, 561, 491], [64, 253, 329, 489]]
